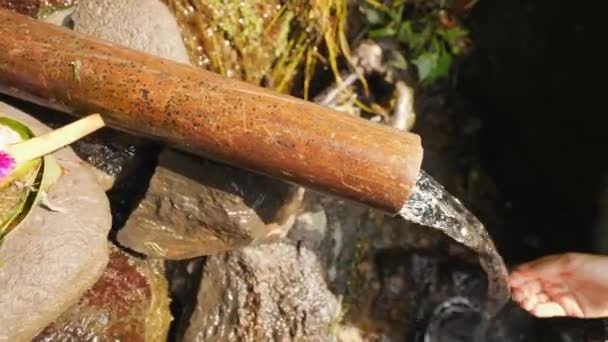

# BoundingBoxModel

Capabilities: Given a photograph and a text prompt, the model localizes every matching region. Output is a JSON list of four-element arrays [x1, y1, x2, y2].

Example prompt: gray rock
[[184, 242, 340, 342], [287, 190, 488, 340], [117, 149, 304, 259], [72, 0, 190, 64], [0, 102, 111, 342], [40, 7, 75, 28]]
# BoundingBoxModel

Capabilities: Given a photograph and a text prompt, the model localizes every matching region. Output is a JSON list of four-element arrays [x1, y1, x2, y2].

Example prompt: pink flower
[[0, 150, 15, 180]]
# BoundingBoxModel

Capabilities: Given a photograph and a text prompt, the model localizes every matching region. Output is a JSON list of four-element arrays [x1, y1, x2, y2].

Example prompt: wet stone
[[117, 149, 304, 259], [29, 109, 157, 192], [183, 241, 340, 342], [287, 190, 490, 340], [33, 244, 172, 342]]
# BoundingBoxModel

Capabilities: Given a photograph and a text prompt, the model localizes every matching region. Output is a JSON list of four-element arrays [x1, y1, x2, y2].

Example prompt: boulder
[[0, 102, 111, 342]]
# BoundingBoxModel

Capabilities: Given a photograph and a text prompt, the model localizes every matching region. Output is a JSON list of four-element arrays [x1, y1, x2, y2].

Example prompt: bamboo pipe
[[0, 9, 423, 214]]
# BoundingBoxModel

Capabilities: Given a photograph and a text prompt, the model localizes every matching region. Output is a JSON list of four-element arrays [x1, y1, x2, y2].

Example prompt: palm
[[509, 253, 608, 318]]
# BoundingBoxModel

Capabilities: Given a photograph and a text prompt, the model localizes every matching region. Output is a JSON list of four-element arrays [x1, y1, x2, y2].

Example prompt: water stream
[[400, 170, 510, 316]]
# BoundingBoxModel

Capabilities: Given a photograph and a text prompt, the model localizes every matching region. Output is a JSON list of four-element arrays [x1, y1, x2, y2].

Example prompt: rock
[[71, 0, 190, 65], [117, 149, 304, 259], [165, 258, 206, 341], [184, 242, 340, 342], [287, 190, 489, 340], [40, 6, 75, 27], [0, 0, 77, 17], [29, 106, 157, 193], [0, 102, 111, 342], [33, 243, 172, 342]]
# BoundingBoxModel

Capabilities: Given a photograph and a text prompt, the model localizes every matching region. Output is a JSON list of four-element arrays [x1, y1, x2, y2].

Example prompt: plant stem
[[7, 114, 105, 164]]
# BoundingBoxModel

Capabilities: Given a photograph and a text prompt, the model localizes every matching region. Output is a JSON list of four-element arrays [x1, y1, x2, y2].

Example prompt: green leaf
[[437, 27, 469, 54], [388, 51, 408, 70], [0, 160, 41, 238], [397, 21, 415, 43], [0, 117, 62, 241], [413, 46, 453, 84], [413, 52, 438, 81], [363, 6, 386, 25], [0, 117, 34, 140], [39, 155, 62, 195], [368, 25, 398, 38]]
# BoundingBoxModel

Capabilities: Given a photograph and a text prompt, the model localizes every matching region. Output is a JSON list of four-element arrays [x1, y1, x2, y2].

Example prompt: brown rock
[[0, 0, 77, 17], [184, 242, 339, 342], [0, 102, 111, 342], [33, 244, 172, 342], [117, 149, 304, 259]]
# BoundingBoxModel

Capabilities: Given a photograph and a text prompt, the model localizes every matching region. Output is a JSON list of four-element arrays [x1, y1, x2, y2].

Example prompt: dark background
[[458, 0, 606, 261]]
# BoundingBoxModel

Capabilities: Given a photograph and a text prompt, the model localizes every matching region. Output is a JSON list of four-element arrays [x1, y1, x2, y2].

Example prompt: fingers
[[552, 293, 585, 317], [531, 302, 567, 317], [510, 254, 572, 284], [510, 278, 542, 297], [511, 285, 569, 318], [509, 254, 587, 318]]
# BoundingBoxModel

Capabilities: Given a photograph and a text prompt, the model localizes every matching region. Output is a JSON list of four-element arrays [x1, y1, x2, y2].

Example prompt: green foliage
[[361, 0, 471, 85], [166, 0, 355, 98], [0, 117, 62, 242]]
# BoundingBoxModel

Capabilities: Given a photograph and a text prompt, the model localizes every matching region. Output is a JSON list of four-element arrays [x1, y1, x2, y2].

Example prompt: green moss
[[165, 0, 354, 97]]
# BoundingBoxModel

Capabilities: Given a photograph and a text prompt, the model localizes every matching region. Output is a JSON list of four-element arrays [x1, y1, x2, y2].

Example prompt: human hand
[[509, 253, 608, 318]]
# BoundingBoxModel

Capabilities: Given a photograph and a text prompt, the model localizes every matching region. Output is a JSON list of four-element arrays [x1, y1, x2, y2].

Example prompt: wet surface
[[401, 170, 509, 315], [33, 244, 172, 342]]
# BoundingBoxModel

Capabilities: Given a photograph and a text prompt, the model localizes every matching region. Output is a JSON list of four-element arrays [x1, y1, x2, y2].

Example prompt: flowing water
[[400, 170, 510, 316]]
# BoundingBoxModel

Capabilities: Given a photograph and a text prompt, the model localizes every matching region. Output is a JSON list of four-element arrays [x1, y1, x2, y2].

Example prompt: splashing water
[[400, 170, 510, 316]]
